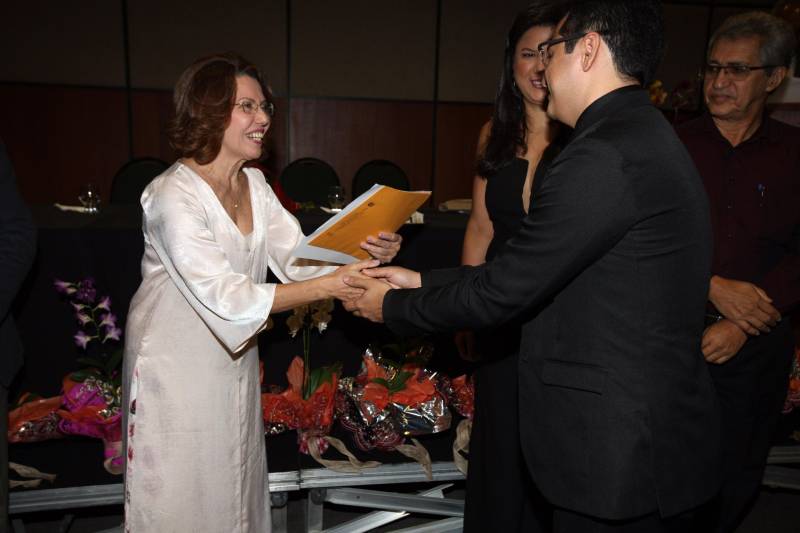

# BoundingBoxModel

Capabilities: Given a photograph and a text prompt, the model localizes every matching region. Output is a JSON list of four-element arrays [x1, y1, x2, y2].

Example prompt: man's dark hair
[[561, 0, 665, 86]]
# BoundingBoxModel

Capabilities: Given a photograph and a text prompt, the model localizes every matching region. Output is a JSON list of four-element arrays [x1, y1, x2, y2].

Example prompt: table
[[10, 204, 472, 531]]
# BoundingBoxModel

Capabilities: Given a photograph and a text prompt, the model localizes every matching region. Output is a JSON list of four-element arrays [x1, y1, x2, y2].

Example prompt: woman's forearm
[[461, 218, 492, 266], [271, 277, 329, 313]]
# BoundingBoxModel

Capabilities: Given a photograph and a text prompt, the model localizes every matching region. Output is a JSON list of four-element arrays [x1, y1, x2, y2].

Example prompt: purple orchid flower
[[74, 331, 92, 349], [75, 279, 97, 303], [99, 313, 117, 329], [97, 296, 112, 311], [76, 284, 97, 304], [70, 301, 85, 312], [75, 311, 93, 326], [104, 327, 122, 342], [54, 279, 76, 295]]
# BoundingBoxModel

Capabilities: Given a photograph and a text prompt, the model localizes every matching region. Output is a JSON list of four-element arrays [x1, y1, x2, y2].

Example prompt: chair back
[[110, 157, 169, 204], [351, 159, 410, 198], [278, 157, 340, 206]]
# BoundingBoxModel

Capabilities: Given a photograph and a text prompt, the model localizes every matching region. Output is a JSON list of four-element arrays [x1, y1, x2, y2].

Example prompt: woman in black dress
[[457, 3, 565, 531]]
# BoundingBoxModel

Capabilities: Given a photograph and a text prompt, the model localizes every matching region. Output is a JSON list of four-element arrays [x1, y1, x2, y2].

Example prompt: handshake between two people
[[323, 261, 421, 324], [315, 231, 418, 323]]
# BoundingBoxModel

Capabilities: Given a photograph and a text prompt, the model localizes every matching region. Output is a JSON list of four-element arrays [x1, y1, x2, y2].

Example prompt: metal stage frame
[[9, 445, 800, 533], [9, 461, 466, 533], [763, 445, 800, 491]]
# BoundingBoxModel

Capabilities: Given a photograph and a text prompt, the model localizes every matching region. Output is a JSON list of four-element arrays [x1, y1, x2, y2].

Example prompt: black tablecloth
[[10, 205, 471, 488]]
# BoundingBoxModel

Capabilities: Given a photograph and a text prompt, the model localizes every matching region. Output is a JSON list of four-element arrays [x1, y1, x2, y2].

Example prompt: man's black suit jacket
[[384, 87, 720, 520], [0, 142, 36, 387]]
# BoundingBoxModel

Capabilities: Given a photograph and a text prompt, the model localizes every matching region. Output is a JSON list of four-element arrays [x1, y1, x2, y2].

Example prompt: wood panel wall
[[434, 103, 493, 203], [0, 84, 130, 205], [0, 85, 477, 206], [0, 1, 784, 206], [127, 92, 291, 177], [130, 90, 176, 163], [289, 98, 434, 199]]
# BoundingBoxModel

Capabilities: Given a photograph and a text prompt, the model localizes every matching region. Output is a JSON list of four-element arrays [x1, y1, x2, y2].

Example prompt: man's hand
[[701, 319, 748, 364], [709, 276, 780, 335], [342, 276, 392, 323], [361, 266, 421, 290]]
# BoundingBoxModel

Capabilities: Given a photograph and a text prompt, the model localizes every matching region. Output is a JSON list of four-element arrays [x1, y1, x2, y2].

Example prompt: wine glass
[[327, 186, 345, 212], [78, 183, 101, 214]]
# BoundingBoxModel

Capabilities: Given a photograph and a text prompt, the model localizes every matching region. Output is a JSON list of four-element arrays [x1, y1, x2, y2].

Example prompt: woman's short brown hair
[[168, 52, 270, 165]]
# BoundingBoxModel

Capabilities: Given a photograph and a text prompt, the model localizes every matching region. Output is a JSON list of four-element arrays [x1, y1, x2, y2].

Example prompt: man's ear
[[580, 32, 602, 72], [766, 66, 787, 93]]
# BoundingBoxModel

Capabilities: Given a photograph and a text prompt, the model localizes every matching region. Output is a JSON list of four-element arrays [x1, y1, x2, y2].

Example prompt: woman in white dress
[[122, 52, 401, 532]]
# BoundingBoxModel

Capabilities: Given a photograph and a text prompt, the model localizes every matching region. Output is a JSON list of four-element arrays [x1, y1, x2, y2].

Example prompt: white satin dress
[[122, 163, 333, 532]]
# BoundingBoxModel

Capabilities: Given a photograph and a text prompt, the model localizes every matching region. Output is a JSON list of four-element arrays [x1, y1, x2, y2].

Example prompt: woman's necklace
[[191, 161, 242, 211]]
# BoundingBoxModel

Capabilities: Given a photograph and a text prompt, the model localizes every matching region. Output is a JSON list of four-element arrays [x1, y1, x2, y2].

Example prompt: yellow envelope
[[294, 185, 431, 264]]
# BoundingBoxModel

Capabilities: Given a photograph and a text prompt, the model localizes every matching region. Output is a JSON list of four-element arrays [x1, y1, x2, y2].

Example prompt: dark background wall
[[0, 0, 790, 206]]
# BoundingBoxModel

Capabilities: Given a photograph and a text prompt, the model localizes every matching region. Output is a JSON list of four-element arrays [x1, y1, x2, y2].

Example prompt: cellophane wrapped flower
[[261, 356, 340, 454], [54, 279, 124, 473], [441, 374, 474, 420], [783, 346, 800, 414], [439, 373, 475, 475], [8, 394, 64, 444], [6, 278, 126, 474], [58, 374, 123, 474], [335, 346, 451, 451], [7, 376, 124, 475]]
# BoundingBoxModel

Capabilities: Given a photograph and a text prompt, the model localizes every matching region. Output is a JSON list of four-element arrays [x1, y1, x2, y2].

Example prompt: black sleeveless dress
[[463, 151, 557, 532]]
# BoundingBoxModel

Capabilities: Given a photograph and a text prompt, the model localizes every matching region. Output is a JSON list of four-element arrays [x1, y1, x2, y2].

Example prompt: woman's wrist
[[314, 274, 335, 300]]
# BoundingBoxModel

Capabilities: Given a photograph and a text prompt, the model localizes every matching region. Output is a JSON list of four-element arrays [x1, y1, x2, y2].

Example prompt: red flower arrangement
[[261, 299, 341, 454], [783, 346, 800, 414], [261, 356, 340, 454], [360, 355, 436, 414], [336, 346, 451, 452]]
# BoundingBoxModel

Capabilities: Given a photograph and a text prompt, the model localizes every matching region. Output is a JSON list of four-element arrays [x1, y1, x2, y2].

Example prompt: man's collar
[[573, 85, 649, 134], [699, 111, 774, 147]]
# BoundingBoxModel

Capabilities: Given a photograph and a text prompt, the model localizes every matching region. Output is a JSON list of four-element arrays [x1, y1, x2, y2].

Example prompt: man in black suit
[[345, 1, 720, 531], [0, 140, 36, 531]]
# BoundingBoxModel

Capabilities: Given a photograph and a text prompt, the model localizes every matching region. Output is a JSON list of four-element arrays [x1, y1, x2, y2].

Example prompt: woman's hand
[[272, 259, 379, 313], [321, 259, 380, 301], [360, 232, 402, 264]]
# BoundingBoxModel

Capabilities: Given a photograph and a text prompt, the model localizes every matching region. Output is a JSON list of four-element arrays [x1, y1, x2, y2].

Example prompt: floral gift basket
[[8, 278, 125, 484], [335, 343, 451, 478]]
